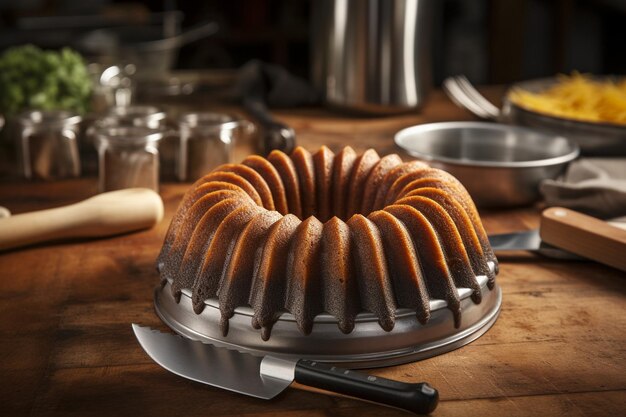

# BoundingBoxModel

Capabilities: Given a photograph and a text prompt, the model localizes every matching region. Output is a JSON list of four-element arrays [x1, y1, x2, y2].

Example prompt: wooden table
[[1, 91, 625, 417]]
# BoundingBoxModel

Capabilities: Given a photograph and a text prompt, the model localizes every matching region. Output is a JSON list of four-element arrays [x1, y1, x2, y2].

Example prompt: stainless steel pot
[[312, 0, 433, 114]]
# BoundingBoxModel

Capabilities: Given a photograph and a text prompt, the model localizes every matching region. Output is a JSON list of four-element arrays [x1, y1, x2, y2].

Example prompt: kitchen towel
[[540, 158, 626, 219]]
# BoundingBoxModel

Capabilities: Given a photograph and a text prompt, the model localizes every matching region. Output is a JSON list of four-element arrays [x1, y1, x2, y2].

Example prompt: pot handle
[[135, 21, 220, 51]]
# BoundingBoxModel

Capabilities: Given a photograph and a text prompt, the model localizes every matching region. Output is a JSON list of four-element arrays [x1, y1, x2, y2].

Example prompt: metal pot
[[394, 121, 580, 208], [78, 20, 218, 79], [312, 0, 433, 114]]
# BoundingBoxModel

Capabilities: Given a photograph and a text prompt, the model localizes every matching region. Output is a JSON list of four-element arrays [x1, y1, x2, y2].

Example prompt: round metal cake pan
[[154, 264, 501, 369]]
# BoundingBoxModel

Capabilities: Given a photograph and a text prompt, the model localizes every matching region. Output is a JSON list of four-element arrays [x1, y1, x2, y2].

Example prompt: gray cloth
[[540, 158, 626, 219]]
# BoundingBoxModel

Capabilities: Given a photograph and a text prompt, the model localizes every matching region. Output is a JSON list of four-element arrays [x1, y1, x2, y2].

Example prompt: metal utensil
[[443, 75, 626, 156], [489, 229, 582, 260], [132, 324, 439, 415], [394, 121, 580, 207], [443, 75, 501, 121], [489, 207, 626, 271]]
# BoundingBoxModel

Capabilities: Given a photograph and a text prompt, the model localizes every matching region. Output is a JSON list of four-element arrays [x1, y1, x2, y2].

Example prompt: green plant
[[0, 45, 92, 116]]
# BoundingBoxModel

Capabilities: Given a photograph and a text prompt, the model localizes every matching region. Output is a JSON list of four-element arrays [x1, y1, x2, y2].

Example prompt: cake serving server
[[132, 324, 438, 415], [488, 207, 626, 272]]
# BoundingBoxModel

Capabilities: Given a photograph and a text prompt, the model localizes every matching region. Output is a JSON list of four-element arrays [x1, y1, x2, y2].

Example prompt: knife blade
[[488, 228, 582, 260], [488, 207, 626, 271], [132, 324, 438, 415]]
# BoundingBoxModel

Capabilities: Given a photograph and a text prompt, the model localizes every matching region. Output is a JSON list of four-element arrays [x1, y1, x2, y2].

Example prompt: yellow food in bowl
[[509, 73, 626, 125]]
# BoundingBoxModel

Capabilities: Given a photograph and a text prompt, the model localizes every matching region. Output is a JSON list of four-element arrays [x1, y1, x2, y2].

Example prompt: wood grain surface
[[1, 90, 625, 417]]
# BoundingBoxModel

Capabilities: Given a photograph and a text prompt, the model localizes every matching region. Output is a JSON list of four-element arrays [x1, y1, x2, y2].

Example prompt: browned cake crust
[[346, 149, 380, 219], [331, 146, 357, 220], [360, 153, 403, 215], [313, 146, 335, 223], [158, 147, 498, 339], [290, 147, 316, 219]]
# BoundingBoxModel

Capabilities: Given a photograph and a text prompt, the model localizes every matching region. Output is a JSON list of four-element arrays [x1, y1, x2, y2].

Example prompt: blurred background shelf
[[0, 0, 624, 85]]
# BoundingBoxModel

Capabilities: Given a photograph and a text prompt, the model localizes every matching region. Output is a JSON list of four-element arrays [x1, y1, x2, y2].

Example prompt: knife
[[488, 228, 581, 260], [132, 324, 438, 415], [489, 207, 626, 272]]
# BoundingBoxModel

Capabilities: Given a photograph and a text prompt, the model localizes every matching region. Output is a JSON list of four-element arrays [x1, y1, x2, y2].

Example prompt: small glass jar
[[87, 106, 167, 146], [177, 112, 252, 182], [18, 110, 82, 180], [94, 126, 164, 192]]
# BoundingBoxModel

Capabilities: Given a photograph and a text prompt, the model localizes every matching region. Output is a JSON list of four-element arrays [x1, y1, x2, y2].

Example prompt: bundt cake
[[157, 146, 498, 340]]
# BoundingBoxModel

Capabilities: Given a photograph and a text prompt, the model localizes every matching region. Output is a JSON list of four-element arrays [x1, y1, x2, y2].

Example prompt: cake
[[157, 146, 497, 340]]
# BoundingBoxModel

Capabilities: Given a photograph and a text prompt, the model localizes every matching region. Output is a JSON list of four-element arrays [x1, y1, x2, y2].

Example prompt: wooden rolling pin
[[540, 207, 626, 272], [0, 188, 164, 251]]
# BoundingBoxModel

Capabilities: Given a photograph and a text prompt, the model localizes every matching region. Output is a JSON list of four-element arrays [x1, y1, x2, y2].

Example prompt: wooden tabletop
[[1, 90, 625, 417]]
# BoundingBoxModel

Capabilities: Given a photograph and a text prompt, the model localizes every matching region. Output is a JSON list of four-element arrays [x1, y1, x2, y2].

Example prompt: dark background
[[0, 0, 624, 86]]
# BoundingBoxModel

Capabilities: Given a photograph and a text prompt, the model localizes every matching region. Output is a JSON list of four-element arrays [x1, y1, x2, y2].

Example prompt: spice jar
[[94, 126, 164, 192], [177, 112, 252, 182], [85, 105, 169, 177], [86, 106, 167, 149], [18, 110, 82, 180]]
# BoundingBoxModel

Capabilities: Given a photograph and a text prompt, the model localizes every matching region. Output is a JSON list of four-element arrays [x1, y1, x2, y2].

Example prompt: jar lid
[[94, 126, 166, 146], [106, 105, 167, 123], [18, 110, 82, 127], [179, 112, 245, 132]]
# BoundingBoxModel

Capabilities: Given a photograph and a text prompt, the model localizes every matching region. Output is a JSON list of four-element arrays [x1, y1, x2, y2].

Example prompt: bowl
[[503, 77, 626, 156], [394, 121, 580, 207]]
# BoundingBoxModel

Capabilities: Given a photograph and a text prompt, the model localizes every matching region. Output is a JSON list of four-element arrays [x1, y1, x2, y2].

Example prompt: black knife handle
[[294, 359, 438, 415]]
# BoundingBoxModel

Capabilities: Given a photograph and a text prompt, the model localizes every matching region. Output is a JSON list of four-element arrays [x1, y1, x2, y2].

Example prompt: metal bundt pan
[[154, 262, 501, 369]]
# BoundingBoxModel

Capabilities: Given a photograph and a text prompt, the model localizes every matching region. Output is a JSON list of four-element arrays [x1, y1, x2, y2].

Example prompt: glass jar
[[87, 106, 167, 147], [107, 105, 171, 178], [18, 110, 82, 180], [94, 126, 164, 192], [177, 112, 252, 182]]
